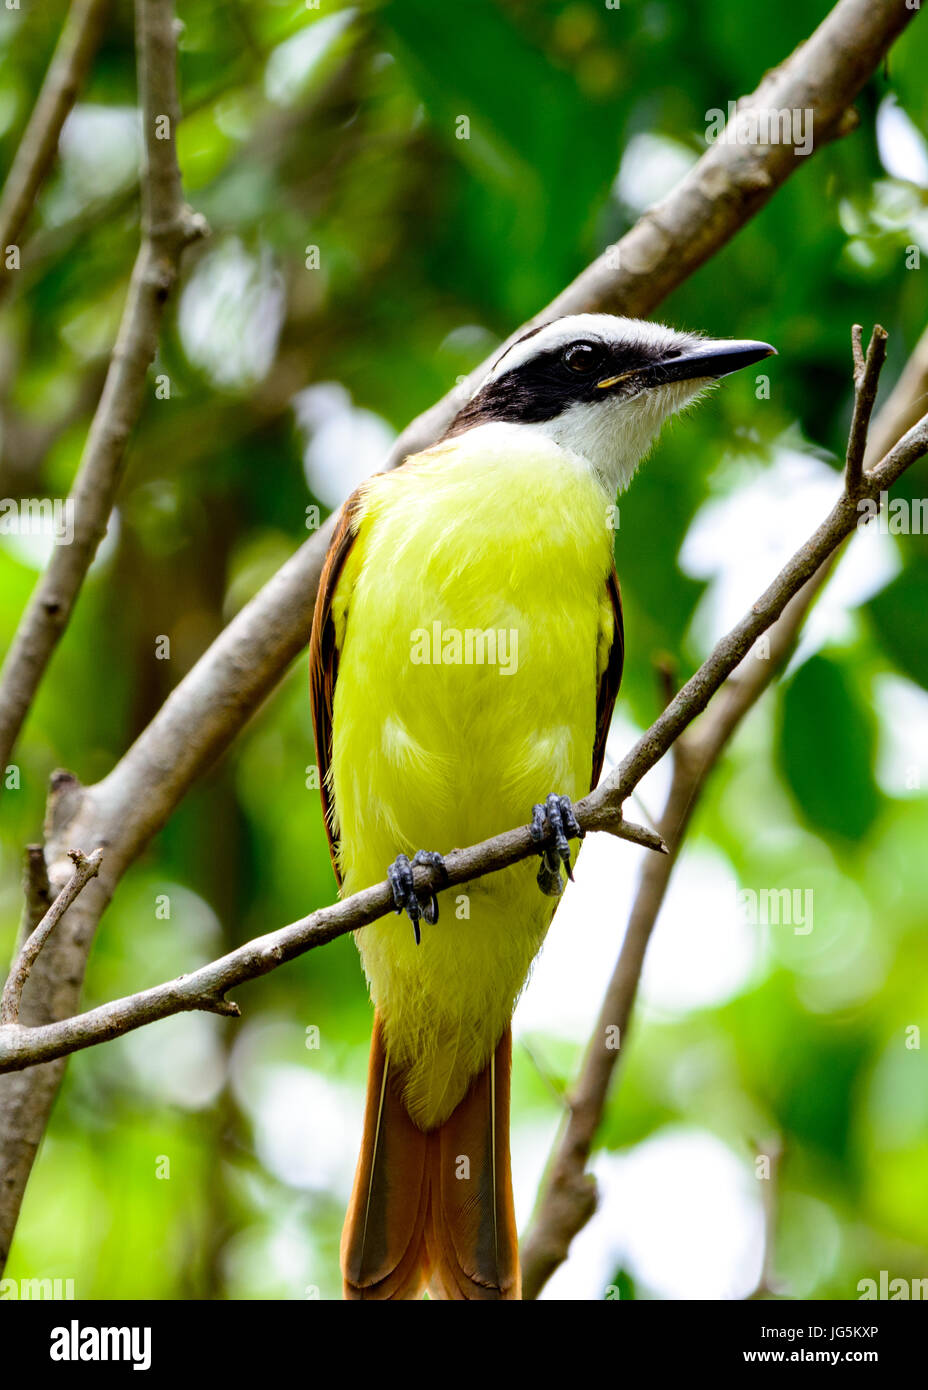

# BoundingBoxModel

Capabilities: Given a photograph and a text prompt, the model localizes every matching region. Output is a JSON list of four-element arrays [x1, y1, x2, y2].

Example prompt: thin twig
[[0, 393, 924, 1076], [14, 845, 52, 957], [1, 849, 102, 1024], [0, 0, 207, 789], [845, 323, 888, 492], [519, 328, 894, 1298], [0, 0, 205, 1277], [0, 0, 109, 302]]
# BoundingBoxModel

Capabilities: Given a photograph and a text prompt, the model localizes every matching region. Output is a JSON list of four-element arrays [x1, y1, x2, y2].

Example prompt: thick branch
[[0, 0, 203, 1275], [0, 0, 207, 786], [385, 0, 913, 467], [0, 0, 108, 299], [1, 398, 924, 1075]]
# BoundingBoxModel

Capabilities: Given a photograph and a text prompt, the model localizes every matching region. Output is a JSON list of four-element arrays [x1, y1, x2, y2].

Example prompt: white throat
[[524, 379, 712, 497]]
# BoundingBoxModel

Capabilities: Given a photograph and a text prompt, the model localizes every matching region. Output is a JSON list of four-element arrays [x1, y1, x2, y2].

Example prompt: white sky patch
[[513, 830, 642, 1040], [221, 1218, 323, 1300], [264, 10, 356, 106], [873, 673, 928, 798], [539, 1128, 764, 1300], [679, 443, 900, 664], [513, 711, 672, 1041], [47, 105, 140, 222], [515, 721, 757, 1036], [511, 1114, 565, 1234], [294, 382, 395, 509], [243, 1063, 358, 1196], [179, 238, 285, 390], [120, 1013, 226, 1110], [876, 94, 928, 188], [0, 507, 120, 574], [638, 846, 762, 1014], [614, 132, 698, 214]]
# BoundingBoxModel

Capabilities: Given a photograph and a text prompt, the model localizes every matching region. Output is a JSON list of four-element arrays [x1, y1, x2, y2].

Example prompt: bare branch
[[518, 331, 897, 1298], [845, 323, 888, 492], [385, 0, 913, 467], [2, 401, 926, 1076], [8, 0, 910, 935], [0, 0, 203, 1275], [0, 0, 207, 788], [0, 0, 917, 1270], [0, 0, 109, 300], [1, 850, 103, 1025], [14, 846, 52, 955]]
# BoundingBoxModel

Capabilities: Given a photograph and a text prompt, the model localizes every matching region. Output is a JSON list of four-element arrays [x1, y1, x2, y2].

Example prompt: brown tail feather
[[342, 1015, 520, 1300]]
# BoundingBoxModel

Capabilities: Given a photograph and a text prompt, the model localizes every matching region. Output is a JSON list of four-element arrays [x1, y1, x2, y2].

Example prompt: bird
[[309, 313, 774, 1300]]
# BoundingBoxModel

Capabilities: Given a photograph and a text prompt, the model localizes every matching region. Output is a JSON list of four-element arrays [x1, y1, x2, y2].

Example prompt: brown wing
[[309, 489, 365, 887], [590, 564, 624, 790]]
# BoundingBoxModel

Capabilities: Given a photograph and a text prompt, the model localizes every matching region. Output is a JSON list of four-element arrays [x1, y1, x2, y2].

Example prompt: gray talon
[[387, 849, 447, 944], [530, 793, 584, 896]]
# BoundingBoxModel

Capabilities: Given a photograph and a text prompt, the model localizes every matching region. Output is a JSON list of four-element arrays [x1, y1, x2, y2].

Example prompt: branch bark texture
[[0, 0, 204, 1272], [0, 0, 207, 786], [0, 0, 109, 300]]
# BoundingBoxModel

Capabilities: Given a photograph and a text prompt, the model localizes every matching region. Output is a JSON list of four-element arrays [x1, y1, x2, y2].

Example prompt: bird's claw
[[387, 850, 448, 944], [530, 793, 584, 897]]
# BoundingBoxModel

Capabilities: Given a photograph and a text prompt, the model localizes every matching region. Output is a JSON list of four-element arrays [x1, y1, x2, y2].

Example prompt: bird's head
[[445, 313, 776, 495]]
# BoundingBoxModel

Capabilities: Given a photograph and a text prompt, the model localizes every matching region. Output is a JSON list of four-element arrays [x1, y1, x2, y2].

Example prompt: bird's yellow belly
[[330, 433, 614, 1126]]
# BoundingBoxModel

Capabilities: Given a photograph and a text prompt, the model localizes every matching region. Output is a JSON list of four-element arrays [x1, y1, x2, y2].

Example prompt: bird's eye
[[563, 342, 601, 374]]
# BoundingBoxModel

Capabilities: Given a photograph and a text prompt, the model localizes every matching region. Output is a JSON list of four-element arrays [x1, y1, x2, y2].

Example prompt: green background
[[1, 0, 926, 1299]]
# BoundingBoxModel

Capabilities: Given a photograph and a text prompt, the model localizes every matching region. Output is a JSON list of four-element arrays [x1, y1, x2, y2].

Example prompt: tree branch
[[0, 0, 109, 301], [1, 379, 924, 1076], [385, 0, 913, 467], [0, 0, 204, 1274], [1, 849, 102, 1025], [0, 0, 207, 788], [6, 0, 909, 957], [0, 0, 917, 1271], [519, 325, 899, 1298], [846, 324, 888, 492]]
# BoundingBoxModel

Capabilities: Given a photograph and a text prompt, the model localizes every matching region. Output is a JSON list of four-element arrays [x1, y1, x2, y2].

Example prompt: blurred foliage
[[0, 0, 926, 1300]]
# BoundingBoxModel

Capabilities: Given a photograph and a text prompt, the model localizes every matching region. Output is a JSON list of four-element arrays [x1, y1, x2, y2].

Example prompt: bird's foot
[[388, 850, 448, 944], [529, 793, 584, 897]]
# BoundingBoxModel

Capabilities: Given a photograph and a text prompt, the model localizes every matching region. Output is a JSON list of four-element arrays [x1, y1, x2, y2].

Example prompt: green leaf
[[867, 558, 928, 692], [777, 653, 881, 841]]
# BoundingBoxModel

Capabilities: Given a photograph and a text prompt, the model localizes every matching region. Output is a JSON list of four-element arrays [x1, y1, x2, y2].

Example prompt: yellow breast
[[330, 424, 615, 1126]]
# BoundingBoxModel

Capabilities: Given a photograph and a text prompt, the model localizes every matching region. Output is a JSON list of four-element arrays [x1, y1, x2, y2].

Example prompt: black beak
[[649, 338, 777, 385]]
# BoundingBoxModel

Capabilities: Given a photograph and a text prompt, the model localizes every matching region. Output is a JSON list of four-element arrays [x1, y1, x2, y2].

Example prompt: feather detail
[[342, 1012, 431, 1299], [426, 1027, 520, 1300], [342, 1020, 519, 1300]]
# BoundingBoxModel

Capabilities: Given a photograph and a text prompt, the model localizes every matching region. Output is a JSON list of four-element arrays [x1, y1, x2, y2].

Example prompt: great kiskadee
[[309, 313, 774, 1300]]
